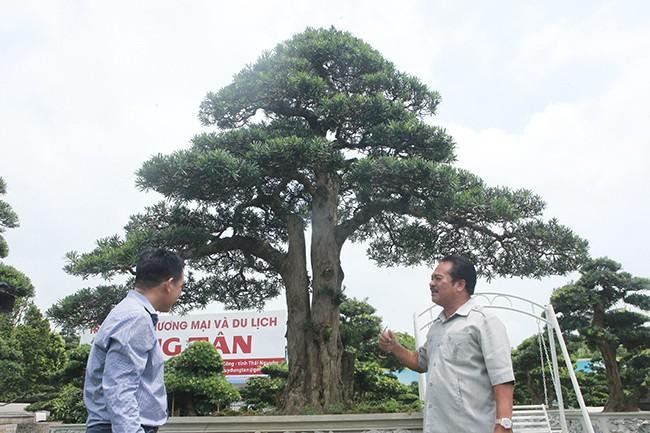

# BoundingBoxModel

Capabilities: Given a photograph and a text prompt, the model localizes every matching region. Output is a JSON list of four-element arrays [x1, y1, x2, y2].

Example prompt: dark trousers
[[86, 423, 159, 433]]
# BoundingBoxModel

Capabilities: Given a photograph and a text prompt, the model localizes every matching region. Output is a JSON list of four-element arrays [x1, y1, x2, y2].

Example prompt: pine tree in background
[[0, 176, 33, 312], [552, 257, 650, 411]]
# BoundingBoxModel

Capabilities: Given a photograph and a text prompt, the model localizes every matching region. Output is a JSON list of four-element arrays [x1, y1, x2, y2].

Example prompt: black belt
[[89, 423, 159, 432]]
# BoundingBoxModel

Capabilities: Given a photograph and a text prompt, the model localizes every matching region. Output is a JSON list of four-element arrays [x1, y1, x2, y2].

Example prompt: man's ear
[[162, 277, 174, 293]]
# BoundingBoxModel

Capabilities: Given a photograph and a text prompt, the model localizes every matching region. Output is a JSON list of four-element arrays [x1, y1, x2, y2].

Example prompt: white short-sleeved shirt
[[417, 299, 514, 433]]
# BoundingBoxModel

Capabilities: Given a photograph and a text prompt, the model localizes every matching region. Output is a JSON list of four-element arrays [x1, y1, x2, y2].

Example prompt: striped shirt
[[84, 290, 167, 433]]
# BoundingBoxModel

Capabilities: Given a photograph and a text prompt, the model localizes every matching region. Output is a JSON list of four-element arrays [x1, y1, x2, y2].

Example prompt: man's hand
[[378, 328, 398, 354], [378, 327, 424, 372]]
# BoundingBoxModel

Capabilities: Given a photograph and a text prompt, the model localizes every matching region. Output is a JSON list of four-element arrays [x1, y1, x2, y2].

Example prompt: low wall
[[0, 415, 34, 425], [46, 411, 650, 433], [548, 410, 650, 433], [49, 413, 422, 433], [0, 422, 50, 433]]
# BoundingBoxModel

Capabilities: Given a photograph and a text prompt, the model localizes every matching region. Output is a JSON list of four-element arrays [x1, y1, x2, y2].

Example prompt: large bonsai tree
[[53, 28, 587, 411]]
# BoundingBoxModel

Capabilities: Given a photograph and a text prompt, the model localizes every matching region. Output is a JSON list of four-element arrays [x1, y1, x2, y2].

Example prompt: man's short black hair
[[135, 248, 184, 289], [440, 255, 477, 295]]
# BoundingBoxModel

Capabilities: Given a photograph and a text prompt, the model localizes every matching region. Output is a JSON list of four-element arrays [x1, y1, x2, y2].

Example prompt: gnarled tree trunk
[[282, 174, 346, 413], [599, 341, 637, 411], [281, 215, 312, 412]]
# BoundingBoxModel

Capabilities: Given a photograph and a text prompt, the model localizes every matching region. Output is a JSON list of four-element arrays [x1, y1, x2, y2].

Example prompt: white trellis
[[412, 292, 595, 433]]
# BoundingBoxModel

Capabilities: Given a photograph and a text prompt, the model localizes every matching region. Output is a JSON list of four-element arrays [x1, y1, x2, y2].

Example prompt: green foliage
[[260, 361, 289, 378], [0, 263, 34, 299], [0, 331, 26, 401], [511, 334, 609, 408], [0, 176, 19, 258], [48, 384, 86, 423], [573, 368, 609, 408], [1, 298, 87, 420], [339, 296, 414, 371], [241, 299, 419, 412], [619, 347, 650, 408], [54, 344, 91, 388], [171, 339, 225, 375], [26, 343, 90, 422], [165, 341, 239, 415], [0, 302, 67, 402], [0, 177, 34, 313], [241, 359, 419, 413], [47, 285, 129, 334], [14, 304, 67, 389], [347, 398, 421, 414], [239, 362, 289, 409], [288, 396, 421, 416], [240, 378, 286, 409], [340, 297, 382, 362], [240, 376, 285, 409], [353, 360, 418, 404], [551, 257, 650, 410]]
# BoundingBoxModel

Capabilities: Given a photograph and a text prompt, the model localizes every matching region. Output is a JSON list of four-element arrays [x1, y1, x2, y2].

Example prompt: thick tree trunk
[[281, 215, 312, 413], [599, 341, 637, 411], [282, 173, 347, 413], [309, 172, 345, 408]]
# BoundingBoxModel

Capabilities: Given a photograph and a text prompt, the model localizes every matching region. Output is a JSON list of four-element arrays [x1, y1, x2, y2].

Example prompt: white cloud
[[450, 50, 650, 278]]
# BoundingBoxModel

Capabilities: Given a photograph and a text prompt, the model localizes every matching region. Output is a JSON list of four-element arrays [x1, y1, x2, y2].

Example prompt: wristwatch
[[496, 417, 513, 429]]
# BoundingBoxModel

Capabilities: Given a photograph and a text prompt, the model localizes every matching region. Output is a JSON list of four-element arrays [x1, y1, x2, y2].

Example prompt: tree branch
[[269, 103, 324, 136], [441, 214, 506, 241], [181, 235, 285, 271], [335, 198, 409, 246]]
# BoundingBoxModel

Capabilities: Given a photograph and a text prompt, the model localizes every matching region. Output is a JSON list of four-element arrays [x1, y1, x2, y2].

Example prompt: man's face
[[429, 261, 464, 307]]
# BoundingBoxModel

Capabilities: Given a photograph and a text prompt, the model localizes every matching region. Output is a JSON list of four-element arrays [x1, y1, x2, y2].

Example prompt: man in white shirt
[[379, 255, 515, 433]]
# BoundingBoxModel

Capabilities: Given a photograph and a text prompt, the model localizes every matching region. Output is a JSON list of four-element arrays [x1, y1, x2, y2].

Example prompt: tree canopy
[[56, 27, 588, 410], [0, 176, 33, 311], [0, 177, 19, 259], [552, 257, 650, 411], [48, 284, 129, 335]]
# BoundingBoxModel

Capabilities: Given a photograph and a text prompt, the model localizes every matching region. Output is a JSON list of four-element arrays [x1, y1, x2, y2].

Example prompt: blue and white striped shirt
[[84, 290, 167, 433]]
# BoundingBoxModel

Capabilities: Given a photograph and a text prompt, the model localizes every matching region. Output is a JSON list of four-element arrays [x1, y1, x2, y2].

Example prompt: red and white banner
[[81, 310, 287, 377]]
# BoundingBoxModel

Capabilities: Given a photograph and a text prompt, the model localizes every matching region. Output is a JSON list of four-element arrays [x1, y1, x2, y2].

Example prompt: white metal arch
[[412, 292, 595, 433]]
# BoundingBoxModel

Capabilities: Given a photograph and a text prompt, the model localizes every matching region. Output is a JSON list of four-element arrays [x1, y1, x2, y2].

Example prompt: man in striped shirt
[[84, 248, 185, 433]]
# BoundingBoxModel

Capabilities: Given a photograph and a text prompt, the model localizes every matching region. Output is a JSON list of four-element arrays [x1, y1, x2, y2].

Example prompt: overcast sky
[[1, 0, 648, 346]]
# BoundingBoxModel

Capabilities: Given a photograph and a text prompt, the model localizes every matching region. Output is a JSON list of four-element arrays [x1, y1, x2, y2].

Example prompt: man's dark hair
[[135, 248, 184, 289], [440, 255, 477, 295]]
